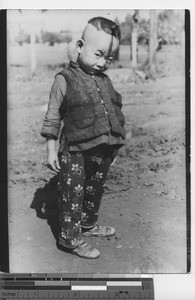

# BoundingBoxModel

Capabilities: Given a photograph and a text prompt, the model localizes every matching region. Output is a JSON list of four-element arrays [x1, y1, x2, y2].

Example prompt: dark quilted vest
[[58, 62, 126, 143]]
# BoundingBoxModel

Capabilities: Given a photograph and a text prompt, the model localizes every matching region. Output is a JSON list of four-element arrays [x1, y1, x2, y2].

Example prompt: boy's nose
[[97, 57, 106, 68]]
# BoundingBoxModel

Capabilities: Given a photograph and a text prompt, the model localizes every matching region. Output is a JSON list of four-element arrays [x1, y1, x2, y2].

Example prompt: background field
[[8, 43, 184, 76]]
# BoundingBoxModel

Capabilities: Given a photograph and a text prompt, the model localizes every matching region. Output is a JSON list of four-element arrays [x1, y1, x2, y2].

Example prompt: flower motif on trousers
[[62, 192, 70, 203], [84, 201, 95, 210], [92, 171, 103, 181], [73, 220, 81, 229], [92, 155, 103, 165], [73, 184, 83, 197], [71, 203, 81, 212], [85, 185, 95, 195], [71, 237, 80, 246], [62, 173, 72, 185], [63, 212, 72, 223], [71, 164, 83, 175], [81, 212, 88, 222], [61, 152, 71, 164], [61, 228, 69, 239]]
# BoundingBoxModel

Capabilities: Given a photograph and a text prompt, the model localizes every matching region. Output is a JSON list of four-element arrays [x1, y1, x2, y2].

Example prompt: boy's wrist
[[46, 138, 56, 152]]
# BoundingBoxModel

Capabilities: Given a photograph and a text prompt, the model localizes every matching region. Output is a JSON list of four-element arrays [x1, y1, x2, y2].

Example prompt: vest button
[[97, 88, 101, 92]]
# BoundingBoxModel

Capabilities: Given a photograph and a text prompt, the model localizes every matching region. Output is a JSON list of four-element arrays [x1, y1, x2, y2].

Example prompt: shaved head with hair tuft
[[82, 17, 121, 41]]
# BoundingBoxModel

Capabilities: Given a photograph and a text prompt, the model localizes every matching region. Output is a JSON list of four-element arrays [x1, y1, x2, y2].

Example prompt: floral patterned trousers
[[57, 144, 117, 249]]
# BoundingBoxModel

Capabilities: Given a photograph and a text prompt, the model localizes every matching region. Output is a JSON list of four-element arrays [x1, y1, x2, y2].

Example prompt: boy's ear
[[76, 39, 85, 54]]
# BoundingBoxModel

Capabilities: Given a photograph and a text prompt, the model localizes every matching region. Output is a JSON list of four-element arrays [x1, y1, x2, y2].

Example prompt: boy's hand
[[46, 138, 60, 172], [47, 151, 60, 172]]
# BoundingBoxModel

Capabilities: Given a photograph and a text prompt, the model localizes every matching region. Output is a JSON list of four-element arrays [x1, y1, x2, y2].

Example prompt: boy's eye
[[95, 53, 101, 58], [108, 56, 114, 61], [106, 57, 114, 63]]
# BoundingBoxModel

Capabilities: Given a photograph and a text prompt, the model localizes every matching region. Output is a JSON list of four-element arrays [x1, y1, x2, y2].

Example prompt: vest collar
[[69, 61, 106, 81]]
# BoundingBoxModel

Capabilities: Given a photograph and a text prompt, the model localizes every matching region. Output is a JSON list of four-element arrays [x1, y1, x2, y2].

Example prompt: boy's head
[[76, 17, 121, 75]]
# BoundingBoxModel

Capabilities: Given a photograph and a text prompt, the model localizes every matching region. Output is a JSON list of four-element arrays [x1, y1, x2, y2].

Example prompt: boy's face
[[77, 24, 119, 75]]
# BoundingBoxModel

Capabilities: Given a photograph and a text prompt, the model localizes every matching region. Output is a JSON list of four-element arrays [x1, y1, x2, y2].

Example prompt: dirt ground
[[7, 63, 187, 274]]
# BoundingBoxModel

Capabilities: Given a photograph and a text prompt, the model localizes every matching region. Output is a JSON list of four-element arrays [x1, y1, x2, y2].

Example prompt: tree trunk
[[30, 25, 36, 76], [131, 10, 139, 69], [149, 10, 157, 77], [132, 30, 137, 68]]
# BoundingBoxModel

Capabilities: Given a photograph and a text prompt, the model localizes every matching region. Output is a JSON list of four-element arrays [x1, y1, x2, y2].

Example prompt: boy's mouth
[[93, 67, 105, 73]]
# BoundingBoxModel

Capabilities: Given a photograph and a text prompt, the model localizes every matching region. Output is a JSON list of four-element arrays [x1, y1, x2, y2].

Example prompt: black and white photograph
[[7, 9, 188, 274]]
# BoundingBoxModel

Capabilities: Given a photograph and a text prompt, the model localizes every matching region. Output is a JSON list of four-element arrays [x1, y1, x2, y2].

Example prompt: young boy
[[41, 17, 126, 259]]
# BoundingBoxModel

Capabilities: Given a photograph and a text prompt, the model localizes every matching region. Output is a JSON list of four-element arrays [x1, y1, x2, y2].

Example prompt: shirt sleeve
[[41, 74, 67, 140]]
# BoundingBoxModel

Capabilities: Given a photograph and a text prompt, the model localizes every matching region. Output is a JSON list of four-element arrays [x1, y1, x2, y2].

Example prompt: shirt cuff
[[41, 125, 59, 140]]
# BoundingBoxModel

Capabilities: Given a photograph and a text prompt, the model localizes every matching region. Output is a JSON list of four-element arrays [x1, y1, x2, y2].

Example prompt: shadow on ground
[[31, 175, 60, 241]]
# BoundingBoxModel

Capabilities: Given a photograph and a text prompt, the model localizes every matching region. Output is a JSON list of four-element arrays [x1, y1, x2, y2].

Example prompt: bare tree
[[114, 17, 120, 61], [131, 9, 139, 69], [29, 10, 47, 76], [30, 26, 36, 76], [18, 10, 37, 76], [149, 10, 158, 77]]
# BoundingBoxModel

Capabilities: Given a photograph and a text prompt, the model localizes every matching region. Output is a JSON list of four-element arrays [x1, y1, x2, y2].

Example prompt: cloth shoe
[[82, 224, 116, 237], [72, 240, 100, 259]]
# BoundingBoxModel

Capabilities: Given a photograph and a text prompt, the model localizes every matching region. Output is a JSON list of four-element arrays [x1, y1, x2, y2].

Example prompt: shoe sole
[[83, 229, 116, 237], [72, 249, 100, 259], [71, 241, 100, 259], [57, 242, 100, 259]]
